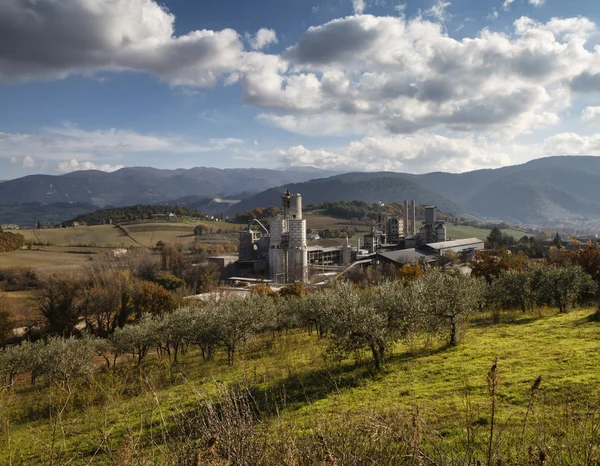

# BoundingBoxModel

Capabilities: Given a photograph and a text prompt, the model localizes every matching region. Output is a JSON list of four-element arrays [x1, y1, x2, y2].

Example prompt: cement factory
[[235, 191, 483, 284]]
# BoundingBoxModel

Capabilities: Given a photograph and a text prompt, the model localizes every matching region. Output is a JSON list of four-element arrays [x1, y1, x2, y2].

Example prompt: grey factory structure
[[236, 192, 483, 284], [237, 190, 309, 283]]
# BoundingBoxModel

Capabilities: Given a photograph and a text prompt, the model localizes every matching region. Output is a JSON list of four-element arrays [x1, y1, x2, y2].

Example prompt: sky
[[1, 0, 600, 179]]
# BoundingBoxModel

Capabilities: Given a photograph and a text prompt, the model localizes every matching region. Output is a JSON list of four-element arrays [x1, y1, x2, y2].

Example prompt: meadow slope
[[2, 308, 600, 464]]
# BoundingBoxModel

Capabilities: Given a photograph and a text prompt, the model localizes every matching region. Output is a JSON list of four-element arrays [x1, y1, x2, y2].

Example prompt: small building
[[307, 245, 351, 266], [1, 224, 19, 230], [208, 255, 239, 275]]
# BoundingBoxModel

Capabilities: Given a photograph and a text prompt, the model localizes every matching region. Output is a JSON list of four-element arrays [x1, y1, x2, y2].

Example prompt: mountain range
[[0, 166, 339, 207], [219, 156, 600, 226], [2, 156, 600, 227]]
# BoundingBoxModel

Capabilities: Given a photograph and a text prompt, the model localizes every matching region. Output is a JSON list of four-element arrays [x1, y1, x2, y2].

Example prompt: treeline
[[3, 257, 597, 383], [0, 230, 25, 253], [233, 206, 281, 224], [305, 200, 402, 221], [63, 204, 206, 226], [0, 271, 487, 383]]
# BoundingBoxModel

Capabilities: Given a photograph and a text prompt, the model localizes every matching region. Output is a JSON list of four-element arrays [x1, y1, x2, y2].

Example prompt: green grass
[[446, 225, 526, 241], [2, 308, 600, 464], [19, 225, 138, 248]]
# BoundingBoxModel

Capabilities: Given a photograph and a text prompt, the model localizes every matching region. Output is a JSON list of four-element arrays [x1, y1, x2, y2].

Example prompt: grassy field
[[17, 221, 242, 249], [0, 248, 96, 272], [2, 308, 600, 464], [446, 224, 526, 241], [19, 225, 138, 248]]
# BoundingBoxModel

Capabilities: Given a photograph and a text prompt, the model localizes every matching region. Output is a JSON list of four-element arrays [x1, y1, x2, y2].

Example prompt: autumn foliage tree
[[131, 281, 175, 318]]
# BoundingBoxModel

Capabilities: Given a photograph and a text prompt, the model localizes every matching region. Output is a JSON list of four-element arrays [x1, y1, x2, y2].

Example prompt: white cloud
[[352, 0, 366, 14], [0, 124, 245, 173], [582, 107, 600, 124], [255, 14, 596, 139], [279, 134, 513, 173], [543, 133, 600, 155], [10, 155, 38, 169], [529, 0, 545, 6], [502, 0, 515, 10], [487, 9, 499, 20], [56, 159, 124, 173], [0, 0, 246, 87], [425, 1, 452, 22], [248, 28, 278, 50], [395, 3, 407, 14]]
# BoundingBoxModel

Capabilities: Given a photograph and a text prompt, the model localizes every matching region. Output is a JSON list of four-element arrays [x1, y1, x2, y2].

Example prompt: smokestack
[[357, 237, 360, 251], [403, 200, 408, 237], [411, 200, 416, 235]]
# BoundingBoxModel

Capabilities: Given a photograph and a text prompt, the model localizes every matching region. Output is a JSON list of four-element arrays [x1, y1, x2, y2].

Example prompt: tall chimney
[[403, 200, 408, 237], [411, 200, 416, 235]]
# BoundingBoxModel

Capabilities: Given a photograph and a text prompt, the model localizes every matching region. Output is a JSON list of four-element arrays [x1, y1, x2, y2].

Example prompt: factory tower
[[268, 190, 308, 283]]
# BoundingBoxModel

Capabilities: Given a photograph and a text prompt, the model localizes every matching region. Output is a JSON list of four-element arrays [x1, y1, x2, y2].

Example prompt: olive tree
[[543, 264, 596, 313], [324, 280, 412, 369], [419, 269, 487, 346], [110, 315, 158, 365]]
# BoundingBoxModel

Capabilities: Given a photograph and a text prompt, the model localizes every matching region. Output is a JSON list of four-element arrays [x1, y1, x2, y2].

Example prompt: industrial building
[[376, 238, 484, 268], [238, 190, 308, 283], [236, 193, 483, 283]]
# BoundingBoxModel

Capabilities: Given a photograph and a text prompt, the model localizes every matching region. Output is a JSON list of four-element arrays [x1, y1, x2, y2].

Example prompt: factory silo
[[436, 223, 447, 242], [269, 218, 286, 282], [288, 218, 308, 282]]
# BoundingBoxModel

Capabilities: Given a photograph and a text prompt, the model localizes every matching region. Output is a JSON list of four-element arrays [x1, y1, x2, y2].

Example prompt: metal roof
[[377, 249, 438, 265], [422, 238, 484, 250]]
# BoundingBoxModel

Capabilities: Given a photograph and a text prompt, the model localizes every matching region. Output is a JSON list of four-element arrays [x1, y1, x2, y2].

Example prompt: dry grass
[[0, 249, 95, 272]]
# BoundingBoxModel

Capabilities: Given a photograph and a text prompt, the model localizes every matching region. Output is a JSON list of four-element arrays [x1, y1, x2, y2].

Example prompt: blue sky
[[1, 0, 600, 179]]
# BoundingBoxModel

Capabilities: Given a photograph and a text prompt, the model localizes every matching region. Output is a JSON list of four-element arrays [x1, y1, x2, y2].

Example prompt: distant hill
[[413, 156, 600, 223], [231, 156, 600, 225], [0, 167, 339, 207], [232, 172, 466, 216], [0, 202, 98, 228], [4, 156, 600, 226]]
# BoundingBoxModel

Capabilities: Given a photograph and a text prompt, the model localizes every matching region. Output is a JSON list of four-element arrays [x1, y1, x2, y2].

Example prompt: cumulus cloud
[[279, 130, 600, 174], [543, 133, 600, 155], [279, 134, 513, 173], [10, 155, 38, 169], [57, 159, 124, 173], [529, 0, 545, 6], [259, 14, 597, 139], [248, 28, 278, 50], [582, 107, 600, 124], [0, 0, 246, 86]]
